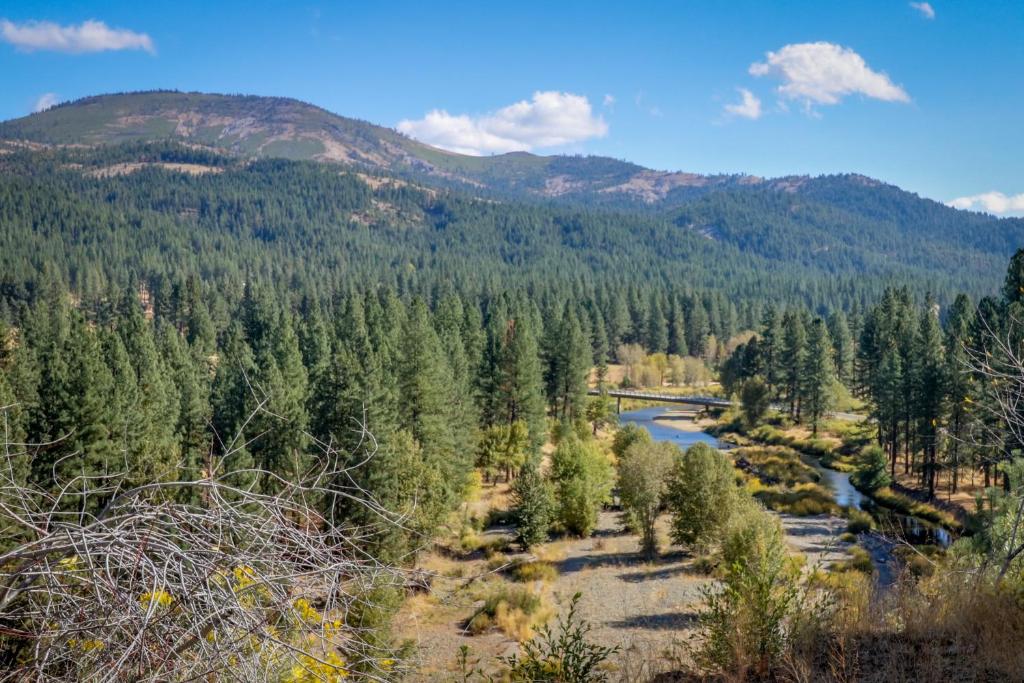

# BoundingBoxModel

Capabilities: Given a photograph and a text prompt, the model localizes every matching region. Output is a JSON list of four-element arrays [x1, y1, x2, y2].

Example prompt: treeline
[[723, 250, 1024, 499], [0, 142, 1012, 325], [0, 277, 691, 562]]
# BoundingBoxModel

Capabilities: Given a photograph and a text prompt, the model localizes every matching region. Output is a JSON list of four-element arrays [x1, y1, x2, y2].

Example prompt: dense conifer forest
[[4, 105, 1024, 682]]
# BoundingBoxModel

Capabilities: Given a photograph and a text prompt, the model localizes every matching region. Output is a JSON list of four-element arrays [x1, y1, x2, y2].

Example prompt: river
[[618, 406, 721, 449], [620, 406, 951, 586]]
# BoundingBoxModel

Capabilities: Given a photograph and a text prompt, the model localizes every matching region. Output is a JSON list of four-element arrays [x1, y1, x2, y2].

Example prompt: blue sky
[[1, 1, 1022, 212]]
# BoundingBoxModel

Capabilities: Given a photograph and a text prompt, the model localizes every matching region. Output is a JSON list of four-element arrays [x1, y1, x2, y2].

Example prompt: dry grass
[[790, 574, 1024, 682], [466, 583, 553, 641]]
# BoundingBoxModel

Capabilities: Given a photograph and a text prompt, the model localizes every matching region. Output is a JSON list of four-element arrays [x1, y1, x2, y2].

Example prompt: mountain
[[1, 90, 1022, 310], [0, 91, 760, 205]]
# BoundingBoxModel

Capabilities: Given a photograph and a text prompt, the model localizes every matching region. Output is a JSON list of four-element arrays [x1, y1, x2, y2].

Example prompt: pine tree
[[827, 311, 854, 385], [645, 294, 669, 353], [250, 310, 309, 491], [158, 323, 211, 498], [209, 321, 258, 488], [759, 306, 783, 397], [944, 294, 974, 493], [877, 348, 903, 478], [781, 311, 806, 419], [686, 298, 710, 358], [668, 300, 689, 357], [33, 312, 118, 508], [498, 310, 548, 454], [397, 299, 468, 512], [547, 309, 591, 426], [914, 305, 946, 498], [510, 462, 554, 549], [801, 319, 835, 435], [114, 294, 180, 485]]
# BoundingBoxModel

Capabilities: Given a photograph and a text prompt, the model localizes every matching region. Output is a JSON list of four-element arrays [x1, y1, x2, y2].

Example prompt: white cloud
[[910, 2, 936, 19], [724, 88, 762, 119], [33, 92, 58, 112], [749, 42, 909, 109], [948, 192, 1024, 216], [603, 93, 615, 107], [0, 19, 154, 54], [397, 91, 608, 155]]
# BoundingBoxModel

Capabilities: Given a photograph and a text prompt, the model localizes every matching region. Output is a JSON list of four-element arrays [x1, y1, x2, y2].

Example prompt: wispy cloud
[[633, 91, 663, 118], [724, 88, 762, 120], [0, 19, 154, 54], [602, 94, 615, 107], [910, 2, 936, 20], [750, 42, 909, 112], [33, 92, 58, 112], [397, 91, 608, 155], [948, 191, 1024, 216]]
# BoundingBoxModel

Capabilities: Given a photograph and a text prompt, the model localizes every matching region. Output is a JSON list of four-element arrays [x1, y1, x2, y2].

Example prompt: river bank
[[619, 408, 857, 572]]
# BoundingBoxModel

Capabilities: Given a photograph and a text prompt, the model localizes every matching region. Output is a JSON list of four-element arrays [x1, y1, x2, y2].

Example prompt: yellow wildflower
[[293, 597, 321, 624], [140, 590, 174, 609]]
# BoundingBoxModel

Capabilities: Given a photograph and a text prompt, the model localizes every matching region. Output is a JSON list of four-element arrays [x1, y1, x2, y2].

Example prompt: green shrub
[[550, 437, 614, 537], [665, 442, 739, 552], [611, 423, 652, 459], [832, 545, 874, 574], [696, 501, 800, 677], [502, 593, 618, 682], [850, 445, 892, 493], [753, 482, 836, 516], [510, 464, 555, 549], [617, 440, 677, 559]]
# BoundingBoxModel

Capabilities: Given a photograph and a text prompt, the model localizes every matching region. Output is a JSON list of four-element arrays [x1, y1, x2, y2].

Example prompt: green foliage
[[739, 376, 771, 429], [801, 318, 836, 435], [850, 444, 892, 493], [610, 423, 652, 460], [617, 440, 677, 559], [550, 438, 614, 537], [510, 464, 555, 550], [502, 593, 618, 683], [665, 442, 739, 552], [696, 500, 799, 677], [477, 421, 530, 483], [584, 393, 617, 436]]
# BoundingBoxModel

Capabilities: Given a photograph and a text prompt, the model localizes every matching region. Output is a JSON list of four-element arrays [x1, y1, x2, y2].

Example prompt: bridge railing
[[587, 388, 733, 407]]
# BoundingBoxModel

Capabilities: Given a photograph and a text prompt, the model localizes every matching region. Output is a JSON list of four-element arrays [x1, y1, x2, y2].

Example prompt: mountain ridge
[[0, 90, 836, 207]]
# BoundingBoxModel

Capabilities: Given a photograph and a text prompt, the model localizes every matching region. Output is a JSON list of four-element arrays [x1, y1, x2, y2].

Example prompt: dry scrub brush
[[0, 400, 408, 682]]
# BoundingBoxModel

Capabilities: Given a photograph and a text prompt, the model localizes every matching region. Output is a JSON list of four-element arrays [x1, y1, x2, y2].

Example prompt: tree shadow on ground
[[606, 611, 700, 631]]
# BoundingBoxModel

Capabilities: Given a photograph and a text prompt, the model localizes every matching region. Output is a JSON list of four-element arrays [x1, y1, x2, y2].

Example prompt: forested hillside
[[5, 91, 1024, 683], [0, 140, 1020, 327]]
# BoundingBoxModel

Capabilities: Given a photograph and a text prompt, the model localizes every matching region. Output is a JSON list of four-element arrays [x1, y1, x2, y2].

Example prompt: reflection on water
[[801, 454, 866, 510], [801, 446, 952, 548], [618, 407, 720, 450]]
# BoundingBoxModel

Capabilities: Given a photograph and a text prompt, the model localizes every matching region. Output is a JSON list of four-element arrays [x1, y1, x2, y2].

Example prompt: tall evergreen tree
[[827, 310, 854, 385], [914, 304, 946, 498], [781, 310, 806, 419], [801, 319, 835, 435]]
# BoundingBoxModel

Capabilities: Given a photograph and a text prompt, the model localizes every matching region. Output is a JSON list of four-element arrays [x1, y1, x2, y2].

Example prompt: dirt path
[[397, 508, 852, 680]]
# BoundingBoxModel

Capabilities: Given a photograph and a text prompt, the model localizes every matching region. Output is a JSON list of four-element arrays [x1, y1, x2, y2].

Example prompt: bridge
[[587, 388, 733, 414]]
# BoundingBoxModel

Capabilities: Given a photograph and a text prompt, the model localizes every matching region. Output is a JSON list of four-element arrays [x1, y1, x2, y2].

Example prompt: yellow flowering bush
[[139, 589, 174, 609], [285, 652, 349, 682]]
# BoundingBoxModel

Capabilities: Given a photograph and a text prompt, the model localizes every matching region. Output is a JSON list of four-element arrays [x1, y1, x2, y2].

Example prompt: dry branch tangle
[[0, 406, 404, 682]]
